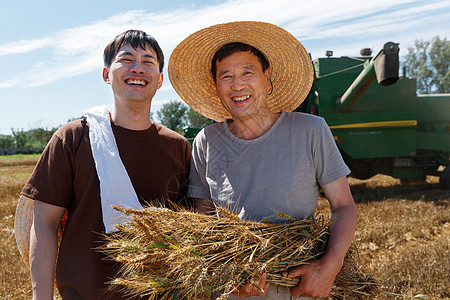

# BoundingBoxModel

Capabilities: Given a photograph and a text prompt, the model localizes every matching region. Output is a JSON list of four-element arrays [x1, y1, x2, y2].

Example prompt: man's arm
[[285, 176, 357, 298], [29, 200, 66, 300]]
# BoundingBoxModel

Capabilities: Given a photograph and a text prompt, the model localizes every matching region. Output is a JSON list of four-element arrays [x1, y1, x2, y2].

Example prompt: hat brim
[[14, 195, 34, 269], [14, 195, 65, 278], [168, 21, 314, 122]]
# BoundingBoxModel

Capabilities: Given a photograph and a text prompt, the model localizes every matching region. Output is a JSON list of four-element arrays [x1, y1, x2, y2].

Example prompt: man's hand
[[281, 175, 356, 298], [232, 272, 269, 298], [283, 258, 342, 298]]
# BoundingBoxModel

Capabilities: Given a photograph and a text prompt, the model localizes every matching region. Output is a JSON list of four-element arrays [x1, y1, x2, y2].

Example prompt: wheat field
[[1, 155, 448, 299]]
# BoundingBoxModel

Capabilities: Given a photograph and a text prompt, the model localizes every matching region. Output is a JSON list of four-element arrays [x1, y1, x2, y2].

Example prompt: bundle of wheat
[[101, 205, 376, 300]]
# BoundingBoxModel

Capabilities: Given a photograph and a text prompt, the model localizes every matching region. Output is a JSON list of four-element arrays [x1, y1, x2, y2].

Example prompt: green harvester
[[298, 42, 450, 188]]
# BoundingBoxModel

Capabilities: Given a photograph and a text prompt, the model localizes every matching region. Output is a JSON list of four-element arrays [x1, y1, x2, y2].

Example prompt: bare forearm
[[323, 203, 357, 268], [29, 200, 65, 300], [30, 220, 59, 300], [285, 200, 356, 298], [320, 176, 357, 272]]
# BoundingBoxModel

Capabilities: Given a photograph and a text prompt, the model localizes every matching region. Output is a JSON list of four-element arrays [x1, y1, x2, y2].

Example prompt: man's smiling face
[[214, 50, 271, 122], [103, 43, 163, 105]]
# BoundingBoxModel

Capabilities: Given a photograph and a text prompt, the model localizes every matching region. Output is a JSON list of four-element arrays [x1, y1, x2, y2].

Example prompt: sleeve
[[20, 126, 76, 208], [314, 118, 351, 187], [186, 129, 212, 199]]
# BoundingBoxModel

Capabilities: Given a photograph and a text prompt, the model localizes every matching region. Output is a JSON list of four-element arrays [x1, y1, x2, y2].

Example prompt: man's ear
[[102, 68, 110, 84], [264, 67, 271, 82], [265, 67, 271, 91], [157, 73, 163, 89]]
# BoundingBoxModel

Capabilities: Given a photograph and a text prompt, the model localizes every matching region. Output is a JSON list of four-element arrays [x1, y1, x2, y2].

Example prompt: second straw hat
[[168, 21, 314, 122]]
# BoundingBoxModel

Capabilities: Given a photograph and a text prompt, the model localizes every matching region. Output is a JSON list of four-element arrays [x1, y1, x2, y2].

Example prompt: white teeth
[[127, 79, 146, 86], [232, 95, 250, 102]]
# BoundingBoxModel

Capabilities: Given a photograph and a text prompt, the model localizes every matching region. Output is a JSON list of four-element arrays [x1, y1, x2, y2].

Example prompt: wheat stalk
[[100, 205, 376, 299]]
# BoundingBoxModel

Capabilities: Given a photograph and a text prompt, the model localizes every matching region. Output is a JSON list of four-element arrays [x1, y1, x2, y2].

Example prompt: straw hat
[[14, 195, 65, 273], [168, 21, 314, 122], [14, 195, 34, 269]]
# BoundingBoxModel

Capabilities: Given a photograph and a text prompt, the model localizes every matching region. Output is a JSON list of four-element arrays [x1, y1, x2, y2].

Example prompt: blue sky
[[1, 0, 449, 135]]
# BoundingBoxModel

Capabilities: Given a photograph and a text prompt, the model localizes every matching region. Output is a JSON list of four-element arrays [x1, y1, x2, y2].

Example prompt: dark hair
[[211, 42, 270, 81], [103, 29, 164, 72]]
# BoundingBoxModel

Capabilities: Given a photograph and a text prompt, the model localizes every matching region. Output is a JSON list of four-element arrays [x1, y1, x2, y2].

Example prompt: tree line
[[0, 108, 213, 155], [0, 128, 57, 154], [1, 36, 448, 154]]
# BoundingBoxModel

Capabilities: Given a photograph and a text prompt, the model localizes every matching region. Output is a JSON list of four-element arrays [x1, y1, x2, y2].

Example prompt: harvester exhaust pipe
[[336, 42, 399, 112]]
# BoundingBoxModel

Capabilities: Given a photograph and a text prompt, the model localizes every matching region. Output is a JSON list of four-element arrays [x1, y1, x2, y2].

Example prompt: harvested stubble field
[[1, 155, 449, 299]]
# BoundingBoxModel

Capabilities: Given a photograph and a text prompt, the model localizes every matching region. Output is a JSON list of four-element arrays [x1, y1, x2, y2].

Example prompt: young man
[[169, 21, 356, 299], [21, 30, 191, 299]]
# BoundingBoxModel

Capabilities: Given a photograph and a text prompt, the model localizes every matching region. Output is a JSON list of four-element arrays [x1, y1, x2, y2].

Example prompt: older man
[[169, 21, 356, 299]]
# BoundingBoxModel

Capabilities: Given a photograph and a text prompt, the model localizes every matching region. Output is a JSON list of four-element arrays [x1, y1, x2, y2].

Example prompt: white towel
[[85, 105, 144, 233]]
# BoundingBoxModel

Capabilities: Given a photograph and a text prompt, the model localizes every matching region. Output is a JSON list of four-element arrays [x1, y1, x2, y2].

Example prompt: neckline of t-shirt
[[111, 119, 156, 137], [220, 111, 287, 144]]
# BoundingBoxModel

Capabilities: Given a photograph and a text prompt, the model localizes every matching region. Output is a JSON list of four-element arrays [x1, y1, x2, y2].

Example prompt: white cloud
[[0, 38, 51, 56], [0, 0, 448, 88]]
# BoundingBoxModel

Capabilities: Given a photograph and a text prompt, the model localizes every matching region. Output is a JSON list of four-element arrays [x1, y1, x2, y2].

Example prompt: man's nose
[[231, 76, 245, 90], [130, 60, 144, 73]]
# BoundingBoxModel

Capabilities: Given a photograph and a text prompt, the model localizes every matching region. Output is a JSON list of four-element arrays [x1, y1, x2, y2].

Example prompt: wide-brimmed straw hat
[[14, 195, 65, 275], [14, 195, 34, 269], [168, 21, 314, 122]]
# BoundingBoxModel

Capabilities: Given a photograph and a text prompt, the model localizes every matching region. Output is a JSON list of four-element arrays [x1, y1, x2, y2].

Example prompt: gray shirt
[[188, 111, 351, 299]]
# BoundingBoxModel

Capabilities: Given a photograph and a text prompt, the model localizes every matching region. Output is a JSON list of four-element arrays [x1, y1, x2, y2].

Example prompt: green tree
[[26, 128, 55, 150], [403, 36, 449, 94], [186, 108, 215, 128], [156, 100, 188, 133], [0, 134, 15, 148], [10, 127, 56, 151], [11, 129, 28, 148], [429, 37, 450, 93]]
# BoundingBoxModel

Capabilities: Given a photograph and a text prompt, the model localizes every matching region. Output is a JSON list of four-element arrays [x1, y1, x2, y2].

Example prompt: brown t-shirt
[[21, 118, 191, 299]]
